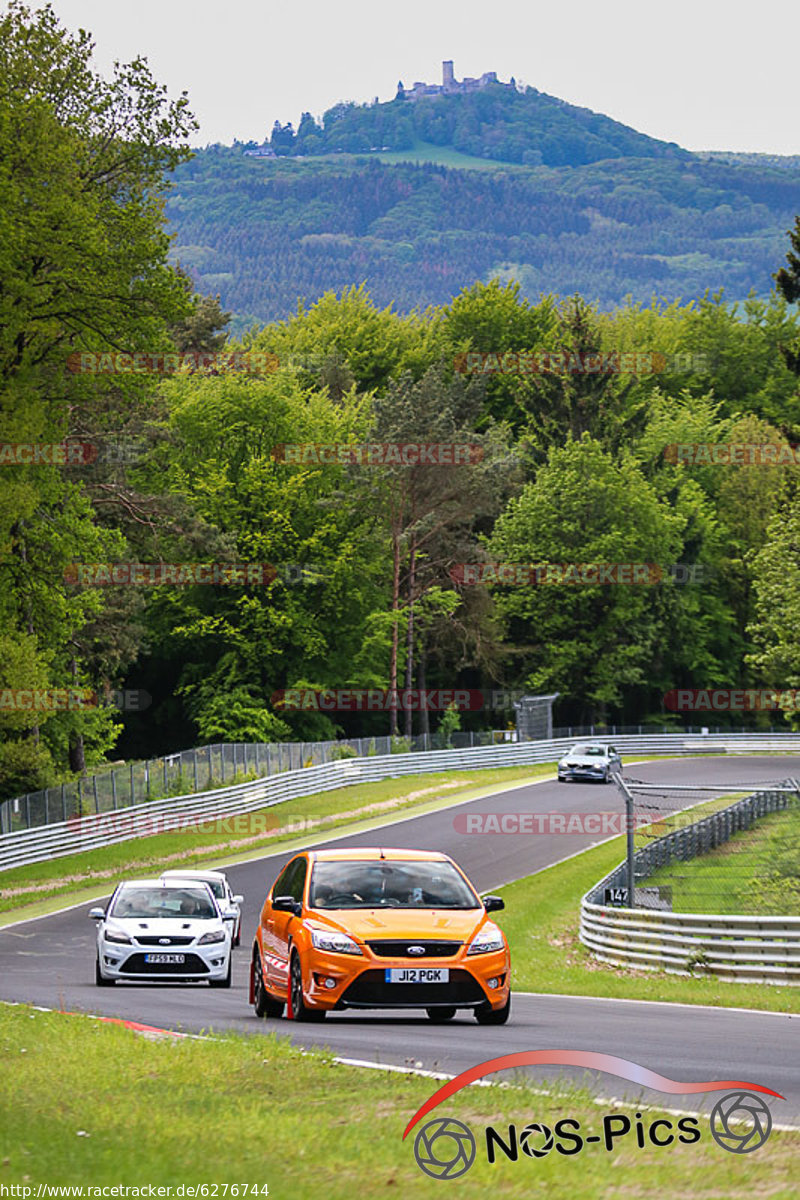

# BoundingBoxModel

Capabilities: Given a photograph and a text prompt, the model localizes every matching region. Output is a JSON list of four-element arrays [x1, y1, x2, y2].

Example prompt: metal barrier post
[[616, 775, 637, 908]]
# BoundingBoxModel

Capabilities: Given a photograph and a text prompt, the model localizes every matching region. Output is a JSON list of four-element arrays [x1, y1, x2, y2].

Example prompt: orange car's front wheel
[[475, 991, 511, 1025], [288, 950, 326, 1022]]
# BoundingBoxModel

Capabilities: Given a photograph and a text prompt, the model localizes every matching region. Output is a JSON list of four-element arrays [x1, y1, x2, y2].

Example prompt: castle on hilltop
[[402, 61, 514, 102]]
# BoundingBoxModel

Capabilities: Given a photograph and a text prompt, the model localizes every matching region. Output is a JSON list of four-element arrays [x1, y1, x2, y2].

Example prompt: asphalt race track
[[2, 756, 798, 1124]]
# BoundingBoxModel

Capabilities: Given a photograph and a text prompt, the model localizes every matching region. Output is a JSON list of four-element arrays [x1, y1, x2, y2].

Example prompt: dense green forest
[[5, 3, 800, 802], [168, 148, 800, 325]]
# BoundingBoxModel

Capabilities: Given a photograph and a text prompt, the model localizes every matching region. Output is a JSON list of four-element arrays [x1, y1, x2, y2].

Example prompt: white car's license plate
[[144, 953, 185, 964], [385, 967, 449, 983]]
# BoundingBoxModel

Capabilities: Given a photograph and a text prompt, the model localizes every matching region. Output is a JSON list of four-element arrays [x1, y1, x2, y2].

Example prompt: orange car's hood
[[308, 907, 488, 941]]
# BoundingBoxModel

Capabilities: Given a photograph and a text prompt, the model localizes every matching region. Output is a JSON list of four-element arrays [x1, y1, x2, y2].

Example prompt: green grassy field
[[366, 139, 527, 171], [0, 765, 556, 921], [492, 830, 800, 1013], [0, 1005, 794, 1196], [641, 801, 800, 915]]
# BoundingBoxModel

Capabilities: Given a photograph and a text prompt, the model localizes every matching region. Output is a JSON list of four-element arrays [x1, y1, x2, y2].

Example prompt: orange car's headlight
[[310, 929, 363, 955], [466, 923, 505, 955]]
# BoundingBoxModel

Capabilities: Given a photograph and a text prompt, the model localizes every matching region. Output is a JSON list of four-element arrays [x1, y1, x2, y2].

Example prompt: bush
[[331, 744, 358, 760]]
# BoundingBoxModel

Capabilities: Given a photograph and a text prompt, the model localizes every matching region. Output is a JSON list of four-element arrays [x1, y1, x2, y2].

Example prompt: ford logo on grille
[[407, 945, 426, 955], [158, 937, 170, 945]]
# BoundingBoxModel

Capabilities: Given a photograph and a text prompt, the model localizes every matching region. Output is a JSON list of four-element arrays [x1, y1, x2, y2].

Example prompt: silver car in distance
[[557, 743, 622, 784]]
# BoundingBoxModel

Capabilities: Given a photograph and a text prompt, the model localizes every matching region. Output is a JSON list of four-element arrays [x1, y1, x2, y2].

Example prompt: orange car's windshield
[[309, 861, 481, 909]]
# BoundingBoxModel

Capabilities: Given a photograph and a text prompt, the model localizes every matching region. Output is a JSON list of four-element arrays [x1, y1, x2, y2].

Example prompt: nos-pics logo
[[404, 1051, 781, 1178]]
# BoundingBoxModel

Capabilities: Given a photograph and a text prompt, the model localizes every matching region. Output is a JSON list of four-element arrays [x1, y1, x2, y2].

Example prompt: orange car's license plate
[[385, 968, 449, 983]]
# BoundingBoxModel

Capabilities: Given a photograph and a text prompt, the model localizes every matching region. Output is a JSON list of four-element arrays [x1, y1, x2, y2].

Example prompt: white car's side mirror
[[231, 895, 244, 905], [89, 907, 105, 920]]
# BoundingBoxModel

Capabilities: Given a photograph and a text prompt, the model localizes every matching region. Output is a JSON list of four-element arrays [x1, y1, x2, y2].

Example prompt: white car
[[90, 879, 232, 987], [159, 868, 244, 947], [557, 743, 622, 784]]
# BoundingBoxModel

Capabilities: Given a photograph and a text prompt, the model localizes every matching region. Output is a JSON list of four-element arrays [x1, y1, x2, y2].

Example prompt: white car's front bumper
[[97, 939, 230, 982]]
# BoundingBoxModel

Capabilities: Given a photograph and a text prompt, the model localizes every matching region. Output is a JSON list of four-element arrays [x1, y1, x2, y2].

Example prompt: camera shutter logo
[[413, 1117, 476, 1179], [710, 1092, 773, 1153], [520, 1122, 555, 1158]]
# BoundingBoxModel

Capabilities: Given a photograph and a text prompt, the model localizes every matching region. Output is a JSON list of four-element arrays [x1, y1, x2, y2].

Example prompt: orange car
[[249, 847, 511, 1024]]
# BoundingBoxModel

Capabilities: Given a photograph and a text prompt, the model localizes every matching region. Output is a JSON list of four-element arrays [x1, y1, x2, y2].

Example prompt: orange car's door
[[261, 858, 294, 991], [268, 856, 307, 993]]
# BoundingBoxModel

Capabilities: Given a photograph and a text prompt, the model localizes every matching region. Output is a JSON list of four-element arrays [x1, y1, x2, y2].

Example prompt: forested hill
[[264, 84, 689, 167], [167, 146, 800, 329]]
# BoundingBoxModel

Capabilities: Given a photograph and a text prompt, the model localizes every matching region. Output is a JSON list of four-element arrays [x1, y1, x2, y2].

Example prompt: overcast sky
[[44, 0, 798, 154]]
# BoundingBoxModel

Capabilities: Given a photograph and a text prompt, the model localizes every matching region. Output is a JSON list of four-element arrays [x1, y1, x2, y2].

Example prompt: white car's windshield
[[309, 861, 481, 909], [163, 876, 226, 900], [112, 886, 217, 919], [572, 745, 607, 757]]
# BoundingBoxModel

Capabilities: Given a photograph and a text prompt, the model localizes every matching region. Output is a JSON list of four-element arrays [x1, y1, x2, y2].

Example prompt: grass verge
[[642, 801, 800, 916], [0, 1004, 795, 1196], [0, 765, 556, 922], [493, 829, 800, 1013]]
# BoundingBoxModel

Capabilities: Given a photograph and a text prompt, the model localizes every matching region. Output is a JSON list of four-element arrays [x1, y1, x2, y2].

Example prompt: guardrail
[[580, 787, 800, 986], [4, 731, 800, 874], [1, 731, 517, 834]]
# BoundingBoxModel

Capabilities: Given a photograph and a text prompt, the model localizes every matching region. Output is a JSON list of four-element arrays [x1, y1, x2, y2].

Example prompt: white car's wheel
[[95, 957, 114, 987], [209, 955, 232, 988]]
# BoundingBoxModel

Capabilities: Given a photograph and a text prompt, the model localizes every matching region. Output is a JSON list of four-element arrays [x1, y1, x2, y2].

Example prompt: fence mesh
[[0, 729, 519, 834], [602, 776, 800, 916]]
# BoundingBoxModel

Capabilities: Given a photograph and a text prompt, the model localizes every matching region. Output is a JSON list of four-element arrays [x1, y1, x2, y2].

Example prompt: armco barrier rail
[[3, 731, 800, 874], [5, 722, 791, 835], [0, 732, 512, 834], [580, 786, 800, 985]]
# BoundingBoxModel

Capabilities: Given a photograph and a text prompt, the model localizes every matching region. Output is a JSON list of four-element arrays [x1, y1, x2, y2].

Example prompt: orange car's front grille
[[365, 940, 462, 958], [340, 969, 484, 1008]]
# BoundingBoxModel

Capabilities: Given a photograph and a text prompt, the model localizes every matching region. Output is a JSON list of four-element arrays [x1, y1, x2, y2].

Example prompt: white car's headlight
[[311, 929, 363, 955], [467, 923, 505, 955], [104, 929, 132, 944], [197, 929, 227, 945]]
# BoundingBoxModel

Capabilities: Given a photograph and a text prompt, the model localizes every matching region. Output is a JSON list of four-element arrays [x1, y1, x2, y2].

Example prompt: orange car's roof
[[308, 847, 449, 863]]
